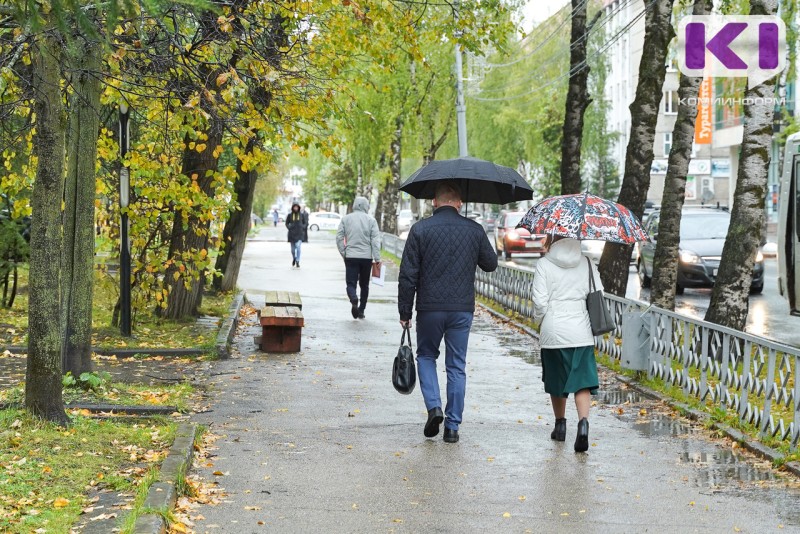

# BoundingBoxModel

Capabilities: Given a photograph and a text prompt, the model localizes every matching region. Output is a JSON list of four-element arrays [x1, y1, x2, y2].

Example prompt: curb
[[133, 422, 198, 534], [480, 301, 800, 479], [215, 291, 245, 360]]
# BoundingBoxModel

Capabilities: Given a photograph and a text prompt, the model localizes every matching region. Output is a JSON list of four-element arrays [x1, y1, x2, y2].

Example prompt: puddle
[[677, 449, 775, 483], [598, 388, 645, 405], [631, 418, 697, 439]]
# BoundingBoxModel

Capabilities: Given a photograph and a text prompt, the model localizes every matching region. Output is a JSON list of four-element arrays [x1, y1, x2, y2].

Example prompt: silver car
[[397, 209, 415, 232]]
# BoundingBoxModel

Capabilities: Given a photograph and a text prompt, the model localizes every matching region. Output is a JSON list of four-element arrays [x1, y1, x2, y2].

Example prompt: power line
[[482, 0, 591, 69], [472, 0, 636, 95], [469, 0, 652, 103]]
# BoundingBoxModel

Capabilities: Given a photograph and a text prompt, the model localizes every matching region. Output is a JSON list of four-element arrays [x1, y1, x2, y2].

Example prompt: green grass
[[0, 408, 177, 533], [0, 265, 234, 352], [0, 381, 196, 413]]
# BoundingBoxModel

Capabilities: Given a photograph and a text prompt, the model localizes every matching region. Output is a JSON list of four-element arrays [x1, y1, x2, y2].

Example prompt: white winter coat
[[532, 238, 603, 349]]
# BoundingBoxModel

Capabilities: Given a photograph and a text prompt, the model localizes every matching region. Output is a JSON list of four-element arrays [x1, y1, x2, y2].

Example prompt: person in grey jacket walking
[[336, 197, 381, 319], [398, 181, 498, 443]]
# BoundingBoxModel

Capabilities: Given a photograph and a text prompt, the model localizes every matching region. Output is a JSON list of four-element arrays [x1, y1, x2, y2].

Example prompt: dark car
[[637, 208, 764, 294], [494, 211, 546, 260]]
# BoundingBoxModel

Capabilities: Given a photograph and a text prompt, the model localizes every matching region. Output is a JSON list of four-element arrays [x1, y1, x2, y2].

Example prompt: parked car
[[483, 211, 499, 232], [637, 207, 764, 294], [494, 211, 546, 260], [581, 240, 605, 264], [397, 209, 415, 233], [308, 211, 342, 231], [466, 211, 485, 229]]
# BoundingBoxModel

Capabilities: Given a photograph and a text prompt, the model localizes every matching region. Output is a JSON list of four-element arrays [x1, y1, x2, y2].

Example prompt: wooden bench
[[254, 291, 304, 353]]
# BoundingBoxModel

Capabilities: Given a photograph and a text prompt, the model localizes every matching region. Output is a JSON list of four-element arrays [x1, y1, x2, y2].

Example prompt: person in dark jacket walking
[[285, 203, 307, 268], [336, 196, 381, 319], [398, 181, 498, 443]]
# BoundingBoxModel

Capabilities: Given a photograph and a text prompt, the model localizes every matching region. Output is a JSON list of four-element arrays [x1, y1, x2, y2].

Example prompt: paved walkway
[[189, 225, 800, 533]]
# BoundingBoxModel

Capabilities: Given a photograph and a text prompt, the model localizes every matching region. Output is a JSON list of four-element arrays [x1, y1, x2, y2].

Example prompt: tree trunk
[[559, 0, 598, 194], [26, 30, 68, 425], [650, 0, 711, 310], [61, 37, 101, 377], [213, 137, 258, 293], [163, 122, 223, 319], [705, 0, 778, 329], [379, 116, 402, 234], [598, 0, 675, 296]]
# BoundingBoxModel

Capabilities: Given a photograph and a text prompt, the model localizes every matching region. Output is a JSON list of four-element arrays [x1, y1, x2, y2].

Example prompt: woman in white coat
[[532, 234, 601, 452]]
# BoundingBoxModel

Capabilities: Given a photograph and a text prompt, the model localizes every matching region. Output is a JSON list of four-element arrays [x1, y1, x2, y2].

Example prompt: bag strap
[[401, 327, 413, 349], [586, 256, 596, 293]]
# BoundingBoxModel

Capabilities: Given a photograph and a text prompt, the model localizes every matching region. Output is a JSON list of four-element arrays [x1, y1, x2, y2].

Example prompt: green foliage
[[62, 371, 112, 392]]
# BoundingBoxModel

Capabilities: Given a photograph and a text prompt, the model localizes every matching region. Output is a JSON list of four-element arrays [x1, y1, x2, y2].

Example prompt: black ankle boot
[[574, 418, 589, 452], [550, 418, 566, 441]]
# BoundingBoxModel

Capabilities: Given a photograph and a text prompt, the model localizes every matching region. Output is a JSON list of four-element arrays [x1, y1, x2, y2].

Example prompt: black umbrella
[[399, 156, 533, 204]]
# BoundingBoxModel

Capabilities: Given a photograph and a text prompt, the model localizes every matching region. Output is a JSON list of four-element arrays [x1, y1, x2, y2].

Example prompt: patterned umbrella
[[516, 192, 649, 244]]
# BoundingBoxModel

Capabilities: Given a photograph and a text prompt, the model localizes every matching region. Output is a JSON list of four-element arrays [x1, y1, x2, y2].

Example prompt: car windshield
[[680, 213, 730, 240], [504, 213, 523, 227]]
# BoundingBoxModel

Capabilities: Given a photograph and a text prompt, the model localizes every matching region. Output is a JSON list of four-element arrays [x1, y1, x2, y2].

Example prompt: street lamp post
[[119, 103, 131, 336]]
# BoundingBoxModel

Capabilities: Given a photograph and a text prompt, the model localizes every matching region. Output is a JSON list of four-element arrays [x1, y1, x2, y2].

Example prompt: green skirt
[[541, 346, 599, 398]]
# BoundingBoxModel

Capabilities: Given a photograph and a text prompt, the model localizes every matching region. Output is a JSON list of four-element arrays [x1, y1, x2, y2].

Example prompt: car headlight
[[755, 250, 764, 263], [679, 249, 701, 264], [506, 230, 519, 240]]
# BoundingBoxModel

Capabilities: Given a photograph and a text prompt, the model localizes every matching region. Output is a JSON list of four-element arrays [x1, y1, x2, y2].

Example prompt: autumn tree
[[705, 0, 779, 329], [598, 0, 676, 296]]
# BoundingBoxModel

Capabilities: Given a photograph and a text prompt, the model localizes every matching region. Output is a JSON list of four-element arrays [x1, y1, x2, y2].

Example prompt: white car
[[308, 211, 342, 231], [397, 209, 415, 232]]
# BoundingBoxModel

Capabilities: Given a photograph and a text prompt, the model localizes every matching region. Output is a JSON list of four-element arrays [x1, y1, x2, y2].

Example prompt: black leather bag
[[585, 257, 615, 336], [393, 328, 417, 394]]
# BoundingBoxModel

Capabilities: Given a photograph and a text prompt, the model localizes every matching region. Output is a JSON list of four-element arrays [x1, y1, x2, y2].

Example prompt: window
[[663, 90, 678, 114], [663, 132, 672, 156]]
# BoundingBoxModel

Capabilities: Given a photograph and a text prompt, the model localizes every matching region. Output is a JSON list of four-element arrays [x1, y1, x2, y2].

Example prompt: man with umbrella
[[398, 180, 498, 443]]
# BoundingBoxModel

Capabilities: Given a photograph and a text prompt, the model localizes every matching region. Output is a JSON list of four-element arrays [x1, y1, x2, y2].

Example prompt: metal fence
[[475, 262, 800, 450], [381, 233, 406, 259]]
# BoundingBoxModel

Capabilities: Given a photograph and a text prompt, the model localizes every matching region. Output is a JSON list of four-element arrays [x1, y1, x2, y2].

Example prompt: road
[[497, 251, 800, 348]]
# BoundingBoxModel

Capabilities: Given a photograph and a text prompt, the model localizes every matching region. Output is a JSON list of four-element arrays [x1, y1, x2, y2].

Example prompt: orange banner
[[694, 77, 712, 144]]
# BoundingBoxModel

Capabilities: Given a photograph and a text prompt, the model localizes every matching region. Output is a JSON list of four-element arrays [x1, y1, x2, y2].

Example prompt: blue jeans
[[416, 310, 474, 431], [291, 240, 302, 262]]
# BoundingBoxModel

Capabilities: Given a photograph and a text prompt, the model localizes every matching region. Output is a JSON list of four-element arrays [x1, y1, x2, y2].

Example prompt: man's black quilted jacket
[[398, 206, 498, 320]]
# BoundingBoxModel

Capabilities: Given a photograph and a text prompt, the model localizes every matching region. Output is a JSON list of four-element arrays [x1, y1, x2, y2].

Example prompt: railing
[[475, 262, 800, 451], [381, 233, 406, 258]]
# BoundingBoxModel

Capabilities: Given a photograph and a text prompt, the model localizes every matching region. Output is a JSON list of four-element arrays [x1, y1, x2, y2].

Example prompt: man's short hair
[[434, 181, 462, 203]]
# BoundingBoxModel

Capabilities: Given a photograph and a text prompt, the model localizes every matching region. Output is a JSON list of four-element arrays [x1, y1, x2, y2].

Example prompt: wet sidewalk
[[188, 226, 800, 533]]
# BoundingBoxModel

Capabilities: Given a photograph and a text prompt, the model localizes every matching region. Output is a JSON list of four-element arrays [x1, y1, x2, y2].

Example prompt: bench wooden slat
[[259, 305, 304, 327], [263, 290, 302, 309]]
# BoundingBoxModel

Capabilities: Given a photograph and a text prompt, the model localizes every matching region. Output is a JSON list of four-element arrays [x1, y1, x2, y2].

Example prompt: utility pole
[[455, 43, 468, 157], [454, 0, 468, 158]]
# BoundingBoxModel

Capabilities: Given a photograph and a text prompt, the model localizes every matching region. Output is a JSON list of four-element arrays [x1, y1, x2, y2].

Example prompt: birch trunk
[[559, 0, 595, 194], [650, 0, 711, 310], [705, 0, 778, 329], [598, 0, 675, 296]]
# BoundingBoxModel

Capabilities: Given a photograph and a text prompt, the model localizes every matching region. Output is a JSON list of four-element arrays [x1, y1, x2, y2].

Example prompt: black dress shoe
[[551, 418, 566, 442], [357, 310, 365, 319], [351, 301, 359, 319], [443, 428, 459, 443], [574, 418, 589, 453], [424, 407, 443, 437], [292, 259, 296, 267]]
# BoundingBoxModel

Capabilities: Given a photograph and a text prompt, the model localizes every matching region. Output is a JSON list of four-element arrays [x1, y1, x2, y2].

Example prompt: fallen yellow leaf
[[502, 512, 511, 518], [212, 471, 224, 476], [53, 498, 69, 508]]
